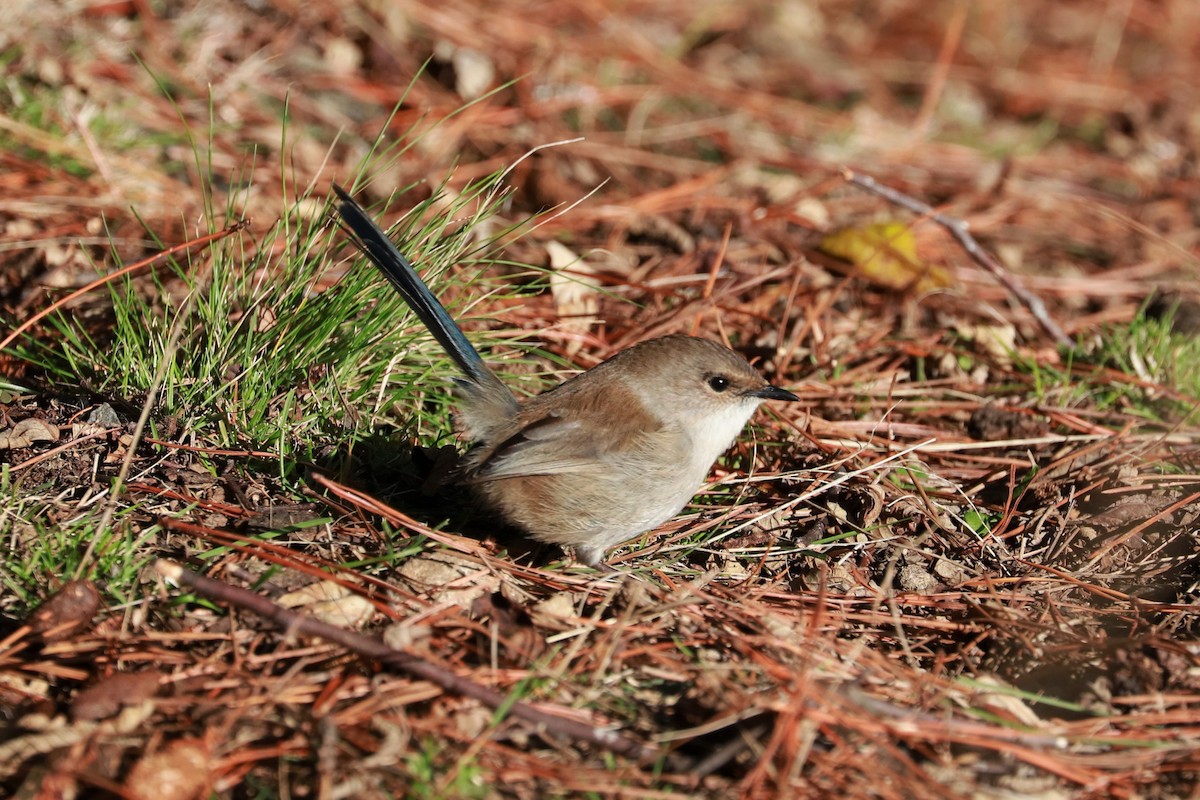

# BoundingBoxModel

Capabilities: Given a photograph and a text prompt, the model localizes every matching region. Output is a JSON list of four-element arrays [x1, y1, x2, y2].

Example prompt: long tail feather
[[333, 184, 494, 387]]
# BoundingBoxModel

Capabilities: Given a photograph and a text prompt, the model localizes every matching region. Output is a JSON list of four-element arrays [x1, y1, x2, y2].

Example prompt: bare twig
[[842, 169, 1073, 347], [153, 559, 658, 763]]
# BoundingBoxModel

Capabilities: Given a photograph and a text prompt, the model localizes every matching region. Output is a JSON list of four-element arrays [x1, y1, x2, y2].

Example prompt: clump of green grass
[[1024, 300, 1200, 421], [0, 464, 161, 605], [0, 102, 557, 600], [1093, 300, 1200, 407], [9, 162, 547, 473]]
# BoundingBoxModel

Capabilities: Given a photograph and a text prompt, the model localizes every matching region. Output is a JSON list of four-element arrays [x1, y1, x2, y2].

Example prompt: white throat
[[685, 399, 762, 473]]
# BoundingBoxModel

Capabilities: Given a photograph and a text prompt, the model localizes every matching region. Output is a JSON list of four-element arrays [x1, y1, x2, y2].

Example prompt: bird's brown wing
[[463, 382, 666, 483]]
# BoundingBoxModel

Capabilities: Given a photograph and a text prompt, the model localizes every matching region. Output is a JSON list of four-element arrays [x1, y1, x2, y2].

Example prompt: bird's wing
[[463, 393, 668, 483], [463, 415, 603, 481]]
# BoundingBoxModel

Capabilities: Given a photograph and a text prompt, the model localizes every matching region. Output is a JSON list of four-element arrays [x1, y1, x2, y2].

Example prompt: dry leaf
[[819, 221, 950, 292], [323, 36, 361, 75], [26, 580, 101, 642], [124, 737, 212, 800], [529, 591, 577, 630], [434, 41, 495, 100], [954, 321, 1017, 365], [277, 581, 375, 629], [382, 622, 433, 652], [0, 418, 59, 449], [546, 240, 600, 356], [898, 563, 938, 593], [968, 676, 1045, 727], [71, 670, 161, 721], [452, 47, 494, 100], [397, 552, 496, 607]]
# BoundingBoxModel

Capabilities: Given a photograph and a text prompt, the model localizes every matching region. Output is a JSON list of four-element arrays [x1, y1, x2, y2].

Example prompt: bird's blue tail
[[333, 184, 494, 388]]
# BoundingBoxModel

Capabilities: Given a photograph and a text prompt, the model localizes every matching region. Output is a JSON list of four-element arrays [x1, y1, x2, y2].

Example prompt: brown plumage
[[335, 187, 796, 566]]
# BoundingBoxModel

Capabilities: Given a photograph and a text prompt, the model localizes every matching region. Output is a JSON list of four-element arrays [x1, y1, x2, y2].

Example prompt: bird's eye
[[707, 375, 730, 392]]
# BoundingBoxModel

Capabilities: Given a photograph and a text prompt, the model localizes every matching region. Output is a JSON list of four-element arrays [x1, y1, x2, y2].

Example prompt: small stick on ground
[[842, 168, 1073, 348], [153, 559, 659, 764]]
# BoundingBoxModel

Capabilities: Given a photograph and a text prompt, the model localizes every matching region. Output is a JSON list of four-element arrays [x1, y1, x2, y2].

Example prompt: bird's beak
[[748, 385, 799, 402]]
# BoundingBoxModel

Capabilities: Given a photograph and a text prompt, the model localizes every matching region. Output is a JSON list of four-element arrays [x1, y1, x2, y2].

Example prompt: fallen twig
[[153, 559, 658, 763], [843, 168, 1073, 347]]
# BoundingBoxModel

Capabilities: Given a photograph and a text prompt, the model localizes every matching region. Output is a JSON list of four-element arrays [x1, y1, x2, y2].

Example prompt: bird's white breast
[[683, 398, 762, 477]]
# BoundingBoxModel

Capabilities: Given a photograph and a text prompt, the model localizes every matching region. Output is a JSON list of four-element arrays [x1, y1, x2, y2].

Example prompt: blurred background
[[4, 0, 1198, 340]]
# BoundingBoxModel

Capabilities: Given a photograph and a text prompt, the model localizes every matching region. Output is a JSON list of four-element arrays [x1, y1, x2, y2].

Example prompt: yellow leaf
[[818, 222, 950, 292]]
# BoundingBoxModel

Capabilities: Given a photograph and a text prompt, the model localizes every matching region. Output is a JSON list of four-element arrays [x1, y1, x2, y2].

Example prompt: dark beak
[[748, 384, 799, 402]]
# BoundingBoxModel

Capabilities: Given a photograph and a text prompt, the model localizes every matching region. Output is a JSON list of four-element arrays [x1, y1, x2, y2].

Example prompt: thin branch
[[842, 169, 1073, 347], [153, 559, 659, 764]]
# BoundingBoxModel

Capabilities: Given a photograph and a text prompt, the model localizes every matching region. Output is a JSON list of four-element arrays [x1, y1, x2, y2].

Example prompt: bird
[[332, 184, 797, 566]]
